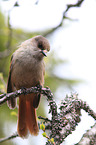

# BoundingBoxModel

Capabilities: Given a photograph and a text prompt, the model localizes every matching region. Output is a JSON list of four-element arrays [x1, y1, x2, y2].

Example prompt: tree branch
[[44, 0, 85, 37], [0, 132, 18, 143], [76, 123, 96, 145], [0, 86, 49, 105], [38, 116, 52, 123], [0, 88, 96, 144], [63, 0, 85, 18]]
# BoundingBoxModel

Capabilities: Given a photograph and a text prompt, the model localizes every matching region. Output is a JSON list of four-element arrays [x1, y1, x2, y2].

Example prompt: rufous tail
[[17, 94, 39, 137]]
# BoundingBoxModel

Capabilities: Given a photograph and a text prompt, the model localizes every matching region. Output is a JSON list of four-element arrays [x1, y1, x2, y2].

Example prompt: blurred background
[[0, 0, 96, 144]]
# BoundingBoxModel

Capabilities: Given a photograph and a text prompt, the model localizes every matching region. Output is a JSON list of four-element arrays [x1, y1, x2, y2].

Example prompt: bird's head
[[31, 35, 50, 59]]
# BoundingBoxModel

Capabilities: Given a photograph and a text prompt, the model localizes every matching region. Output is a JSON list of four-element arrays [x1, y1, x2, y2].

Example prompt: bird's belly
[[11, 62, 44, 90]]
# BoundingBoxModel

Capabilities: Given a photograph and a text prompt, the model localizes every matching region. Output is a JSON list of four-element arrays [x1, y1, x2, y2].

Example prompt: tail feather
[[17, 95, 28, 137], [17, 94, 39, 137], [26, 94, 39, 135]]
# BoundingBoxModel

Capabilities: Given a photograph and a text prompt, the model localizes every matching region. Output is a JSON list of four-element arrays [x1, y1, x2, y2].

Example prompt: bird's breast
[[11, 57, 44, 90]]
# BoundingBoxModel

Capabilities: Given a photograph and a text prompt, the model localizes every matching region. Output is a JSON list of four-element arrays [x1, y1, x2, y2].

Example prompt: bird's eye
[[38, 43, 44, 50]]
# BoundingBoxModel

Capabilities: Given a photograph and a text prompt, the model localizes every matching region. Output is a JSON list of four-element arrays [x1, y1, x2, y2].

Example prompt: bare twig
[[0, 132, 18, 143], [0, 87, 48, 105], [63, 0, 85, 18], [38, 116, 51, 122], [6, 10, 12, 50], [44, 0, 85, 37]]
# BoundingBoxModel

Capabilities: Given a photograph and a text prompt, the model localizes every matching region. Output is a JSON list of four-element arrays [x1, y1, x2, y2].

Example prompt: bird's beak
[[41, 50, 47, 57]]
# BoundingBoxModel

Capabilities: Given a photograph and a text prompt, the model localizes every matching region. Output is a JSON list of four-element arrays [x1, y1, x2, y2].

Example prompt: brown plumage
[[7, 35, 50, 137]]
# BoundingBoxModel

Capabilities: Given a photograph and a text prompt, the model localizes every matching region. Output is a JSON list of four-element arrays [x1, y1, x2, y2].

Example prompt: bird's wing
[[7, 54, 16, 109]]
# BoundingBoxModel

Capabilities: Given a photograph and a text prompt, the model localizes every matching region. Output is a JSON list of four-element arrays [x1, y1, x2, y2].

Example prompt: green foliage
[[40, 123, 55, 144], [0, 72, 6, 93], [40, 122, 45, 131], [42, 132, 47, 137], [0, 11, 7, 51], [0, 11, 37, 76], [10, 111, 17, 117]]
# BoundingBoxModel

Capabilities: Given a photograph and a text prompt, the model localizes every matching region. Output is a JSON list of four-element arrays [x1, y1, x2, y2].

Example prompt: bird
[[7, 35, 50, 137]]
